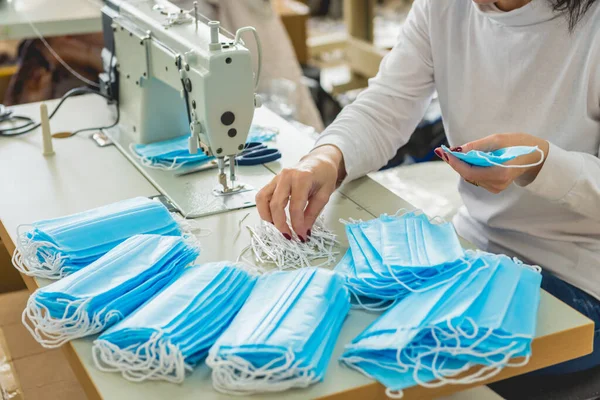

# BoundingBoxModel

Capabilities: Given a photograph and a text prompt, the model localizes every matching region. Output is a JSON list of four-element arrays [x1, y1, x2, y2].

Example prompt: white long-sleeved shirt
[[315, 0, 600, 299]]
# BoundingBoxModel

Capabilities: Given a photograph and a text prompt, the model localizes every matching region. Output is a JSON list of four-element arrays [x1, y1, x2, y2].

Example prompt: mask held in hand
[[441, 145, 544, 168]]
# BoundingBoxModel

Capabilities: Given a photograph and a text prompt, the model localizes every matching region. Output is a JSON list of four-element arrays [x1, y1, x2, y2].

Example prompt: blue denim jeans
[[534, 271, 600, 375]]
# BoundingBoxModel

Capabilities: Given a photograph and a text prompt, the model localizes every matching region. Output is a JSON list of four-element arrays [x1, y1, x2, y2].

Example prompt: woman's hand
[[435, 133, 550, 193], [255, 145, 345, 241]]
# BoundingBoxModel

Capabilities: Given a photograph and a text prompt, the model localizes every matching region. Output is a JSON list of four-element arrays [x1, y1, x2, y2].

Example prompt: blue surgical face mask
[[247, 125, 278, 143], [206, 267, 350, 395], [93, 263, 258, 383], [22, 234, 199, 349], [340, 251, 542, 397], [380, 215, 464, 268], [12, 197, 183, 279], [130, 125, 277, 171], [335, 212, 468, 311], [441, 145, 544, 168], [131, 136, 214, 171]]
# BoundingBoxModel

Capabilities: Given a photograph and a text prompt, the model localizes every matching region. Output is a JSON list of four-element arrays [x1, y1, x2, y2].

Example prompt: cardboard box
[[0, 291, 87, 400], [275, 0, 310, 64], [0, 240, 26, 294], [0, 328, 24, 400]]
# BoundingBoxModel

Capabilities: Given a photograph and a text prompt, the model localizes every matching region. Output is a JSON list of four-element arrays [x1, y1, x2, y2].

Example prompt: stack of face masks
[[206, 267, 350, 395], [22, 234, 199, 348], [340, 251, 542, 398], [131, 125, 278, 171], [12, 197, 183, 279], [335, 211, 469, 311], [441, 145, 544, 168], [93, 262, 258, 383]]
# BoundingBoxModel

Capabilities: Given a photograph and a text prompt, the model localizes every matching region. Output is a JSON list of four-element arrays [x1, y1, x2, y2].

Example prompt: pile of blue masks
[[131, 125, 278, 171], [12, 197, 183, 279], [206, 267, 350, 395], [22, 234, 199, 348], [335, 210, 469, 311], [340, 251, 542, 398], [441, 145, 544, 168], [93, 262, 258, 383]]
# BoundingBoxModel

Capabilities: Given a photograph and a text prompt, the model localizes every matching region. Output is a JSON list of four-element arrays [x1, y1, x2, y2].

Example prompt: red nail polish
[[307, 230, 312, 237], [299, 236, 306, 243], [283, 233, 292, 240], [434, 149, 443, 159], [451, 146, 463, 153], [443, 153, 449, 162]]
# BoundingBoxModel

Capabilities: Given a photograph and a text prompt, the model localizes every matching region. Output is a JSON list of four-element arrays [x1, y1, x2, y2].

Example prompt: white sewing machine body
[[103, 0, 257, 156], [101, 0, 263, 218]]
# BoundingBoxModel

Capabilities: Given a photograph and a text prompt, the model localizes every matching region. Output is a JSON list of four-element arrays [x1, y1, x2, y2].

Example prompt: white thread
[[22, 13, 100, 88]]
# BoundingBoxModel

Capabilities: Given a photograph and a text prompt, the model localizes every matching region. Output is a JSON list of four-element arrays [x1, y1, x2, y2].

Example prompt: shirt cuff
[[313, 132, 362, 183], [522, 142, 584, 202]]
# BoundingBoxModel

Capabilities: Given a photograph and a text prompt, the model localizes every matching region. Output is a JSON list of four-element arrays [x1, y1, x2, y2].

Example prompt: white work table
[[0, 95, 593, 400], [0, 0, 102, 40]]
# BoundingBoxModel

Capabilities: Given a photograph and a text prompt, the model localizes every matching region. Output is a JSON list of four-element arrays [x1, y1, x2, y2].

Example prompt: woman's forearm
[[522, 143, 600, 221]]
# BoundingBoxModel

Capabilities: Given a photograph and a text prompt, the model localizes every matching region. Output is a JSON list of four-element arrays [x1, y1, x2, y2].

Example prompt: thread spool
[[40, 103, 54, 156]]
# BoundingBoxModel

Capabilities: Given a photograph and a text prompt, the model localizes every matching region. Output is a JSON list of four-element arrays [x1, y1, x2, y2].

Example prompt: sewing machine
[[100, 0, 263, 218]]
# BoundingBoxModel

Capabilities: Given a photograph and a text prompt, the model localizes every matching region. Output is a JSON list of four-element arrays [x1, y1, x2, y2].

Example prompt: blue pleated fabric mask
[[131, 125, 277, 170], [131, 135, 214, 171], [247, 125, 278, 143], [340, 251, 542, 398], [206, 267, 350, 395], [441, 145, 544, 168], [22, 234, 199, 348], [380, 214, 464, 268], [12, 197, 183, 279], [335, 211, 468, 311], [93, 262, 258, 383]]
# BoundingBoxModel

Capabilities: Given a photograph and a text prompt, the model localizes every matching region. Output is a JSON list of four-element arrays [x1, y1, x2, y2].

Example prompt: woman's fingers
[[459, 133, 507, 153], [256, 178, 277, 224], [304, 188, 333, 235], [289, 177, 312, 241], [269, 171, 293, 238], [444, 153, 513, 192]]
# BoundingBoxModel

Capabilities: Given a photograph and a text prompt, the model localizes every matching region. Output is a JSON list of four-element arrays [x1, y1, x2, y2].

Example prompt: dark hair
[[548, 0, 597, 30]]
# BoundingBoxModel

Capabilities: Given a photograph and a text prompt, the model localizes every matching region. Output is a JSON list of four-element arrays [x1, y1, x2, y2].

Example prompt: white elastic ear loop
[[22, 296, 94, 348], [93, 333, 187, 383], [128, 143, 183, 171], [413, 333, 527, 387], [474, 147, 545, 169], [248, 218, 338, 270], [349, 290, 396, 312], [383, 258, 485, 295], [12, 224, 67, 279]]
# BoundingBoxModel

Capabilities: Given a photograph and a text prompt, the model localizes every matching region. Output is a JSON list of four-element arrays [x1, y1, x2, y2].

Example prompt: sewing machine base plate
[[106, 126, 259, 219]]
